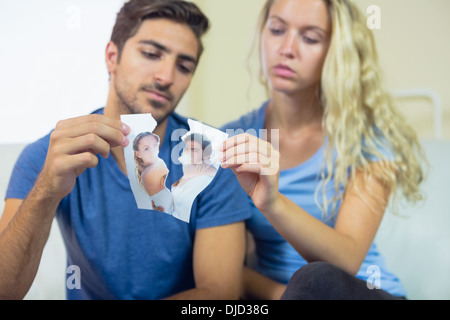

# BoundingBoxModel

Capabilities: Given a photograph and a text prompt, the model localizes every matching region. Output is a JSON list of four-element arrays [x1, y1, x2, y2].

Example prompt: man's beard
[[114, 78, 177, 125]]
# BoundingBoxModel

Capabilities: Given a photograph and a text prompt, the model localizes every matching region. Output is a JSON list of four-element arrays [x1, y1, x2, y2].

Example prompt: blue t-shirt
[[6, 108, 252, 300], [221, 101, 406, 297]]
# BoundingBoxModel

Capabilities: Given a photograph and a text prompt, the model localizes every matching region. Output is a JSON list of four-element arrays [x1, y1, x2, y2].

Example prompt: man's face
[[183, 140, 204, 165], [108, 18, 199, 124]]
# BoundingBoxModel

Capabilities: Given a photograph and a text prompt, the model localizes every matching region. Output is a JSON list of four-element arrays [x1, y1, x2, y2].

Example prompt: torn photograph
[[121, 113, 174, 215], [171, 119, 229, 223], [121, 114, 228, 223]]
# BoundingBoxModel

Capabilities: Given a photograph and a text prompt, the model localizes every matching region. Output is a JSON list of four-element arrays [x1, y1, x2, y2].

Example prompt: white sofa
[[375, 139, 450, 299], [1, 140, 449, 300]]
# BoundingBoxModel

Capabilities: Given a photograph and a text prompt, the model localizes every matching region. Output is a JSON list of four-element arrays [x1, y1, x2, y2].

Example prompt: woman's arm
[[267, 166, 390, 275], [222, 133, 391, 275]]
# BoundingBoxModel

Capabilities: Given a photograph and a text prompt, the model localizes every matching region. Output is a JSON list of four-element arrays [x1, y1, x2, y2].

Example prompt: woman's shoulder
[[142, 159, 168, 176], [361, 130, 396, 163], [220, 101, 269, 134]]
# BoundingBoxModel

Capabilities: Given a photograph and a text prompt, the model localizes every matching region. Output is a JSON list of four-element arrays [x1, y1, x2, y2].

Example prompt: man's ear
[[105, 41, 119, 75]]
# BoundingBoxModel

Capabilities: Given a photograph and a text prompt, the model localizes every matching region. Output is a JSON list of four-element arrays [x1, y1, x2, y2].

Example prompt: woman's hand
[[220, 133, 280, 213]]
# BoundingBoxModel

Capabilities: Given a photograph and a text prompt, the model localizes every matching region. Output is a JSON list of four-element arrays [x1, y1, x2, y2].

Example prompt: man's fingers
[[55, 114, 130, 148], [54, 133, 113, 159], [56, 113, 129, 133], [53, 152, 99, 176]]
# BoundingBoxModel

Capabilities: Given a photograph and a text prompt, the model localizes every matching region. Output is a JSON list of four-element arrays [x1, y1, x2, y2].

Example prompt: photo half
[[121, 114, 228, 223]]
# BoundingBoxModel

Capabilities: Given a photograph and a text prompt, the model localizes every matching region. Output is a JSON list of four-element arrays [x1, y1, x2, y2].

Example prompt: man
[[0, 0, 251, 300], [172, 133, 218, 222]]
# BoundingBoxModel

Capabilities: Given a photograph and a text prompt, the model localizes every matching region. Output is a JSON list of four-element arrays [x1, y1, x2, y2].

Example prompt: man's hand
[[39, 114, 130, 200], [0, 114, 130, 299], [151, 200, 165, 212]]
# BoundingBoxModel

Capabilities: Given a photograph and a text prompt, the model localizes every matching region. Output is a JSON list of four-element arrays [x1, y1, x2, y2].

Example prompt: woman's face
[[261, 0, 331, 95], [135, 135, 159, 164]]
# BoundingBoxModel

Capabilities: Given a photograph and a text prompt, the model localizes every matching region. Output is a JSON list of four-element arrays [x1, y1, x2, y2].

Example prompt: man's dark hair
[[110, 0, 209, 61]]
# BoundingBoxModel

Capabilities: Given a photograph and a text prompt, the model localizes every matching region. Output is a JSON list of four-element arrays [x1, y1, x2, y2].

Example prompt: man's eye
[[142, 51, 160, 59], [178, 63, 194, 75]]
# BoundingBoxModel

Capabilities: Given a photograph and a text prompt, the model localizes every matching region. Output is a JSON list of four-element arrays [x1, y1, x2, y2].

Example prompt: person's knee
[[290, 262, 343, 285], [281, 262, 349, 300]]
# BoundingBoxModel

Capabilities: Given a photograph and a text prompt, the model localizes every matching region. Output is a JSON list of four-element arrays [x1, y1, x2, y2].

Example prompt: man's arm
[[0, 195, 59, 299], [0, 114, 130, 299], [166, 221, 246, 300]]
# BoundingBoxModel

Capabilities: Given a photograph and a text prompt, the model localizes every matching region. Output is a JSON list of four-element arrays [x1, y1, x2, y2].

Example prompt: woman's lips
[[273, 64, 296, 78]]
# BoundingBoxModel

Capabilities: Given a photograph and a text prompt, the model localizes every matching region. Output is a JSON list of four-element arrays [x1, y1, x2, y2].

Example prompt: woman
[[221, 0, 425, 299], [133, 132, 174, 213]]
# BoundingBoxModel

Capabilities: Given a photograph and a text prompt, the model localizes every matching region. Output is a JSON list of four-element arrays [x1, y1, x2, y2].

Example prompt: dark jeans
[[281, 262, 406, 300]]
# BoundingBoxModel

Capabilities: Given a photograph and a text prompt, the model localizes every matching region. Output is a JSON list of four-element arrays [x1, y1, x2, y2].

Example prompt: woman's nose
[[279, 32, 297, 59]]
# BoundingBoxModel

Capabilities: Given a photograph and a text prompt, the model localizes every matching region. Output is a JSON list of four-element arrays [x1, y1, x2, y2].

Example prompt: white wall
[[3, 1, 449, 142], [0, 0, 126, 144]]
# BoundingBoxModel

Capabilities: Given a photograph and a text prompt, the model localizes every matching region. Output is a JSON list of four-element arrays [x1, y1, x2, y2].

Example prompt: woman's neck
[[265, 88, 326, 171], [266, 88, 323, 135]]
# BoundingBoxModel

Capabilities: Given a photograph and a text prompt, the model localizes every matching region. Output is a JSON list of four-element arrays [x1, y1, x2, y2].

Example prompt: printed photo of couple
[[121, 114, 228, 223]]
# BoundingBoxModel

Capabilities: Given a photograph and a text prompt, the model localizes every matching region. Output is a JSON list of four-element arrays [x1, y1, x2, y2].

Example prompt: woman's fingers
[[221, 133, 272, 158], [223, 156, 278, 176], [222, 152, 271, 167], [221, 133, 279, 176]]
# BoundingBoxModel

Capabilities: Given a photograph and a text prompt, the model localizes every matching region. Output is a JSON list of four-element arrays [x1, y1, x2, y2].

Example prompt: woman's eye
[[269, 28, 284, 35], [303, 36, 319, 44], [301, 31, 322, 44]]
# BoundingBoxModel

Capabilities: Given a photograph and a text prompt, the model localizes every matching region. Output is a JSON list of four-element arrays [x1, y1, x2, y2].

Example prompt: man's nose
[[154, 60, 175, 87]]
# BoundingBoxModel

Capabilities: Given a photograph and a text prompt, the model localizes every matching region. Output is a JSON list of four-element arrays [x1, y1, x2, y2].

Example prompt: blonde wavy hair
[[254, 0, 426, 220]]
